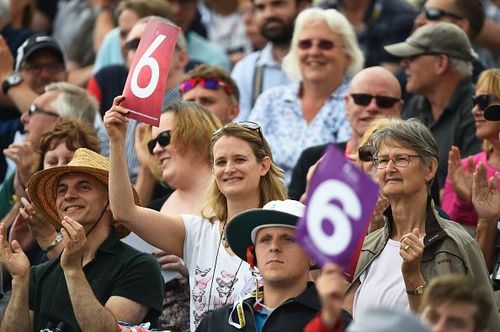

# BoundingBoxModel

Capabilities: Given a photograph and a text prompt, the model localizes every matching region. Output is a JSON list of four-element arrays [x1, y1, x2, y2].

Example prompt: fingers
[[112, 95, 125, 106], [61, 217, 84, 243]]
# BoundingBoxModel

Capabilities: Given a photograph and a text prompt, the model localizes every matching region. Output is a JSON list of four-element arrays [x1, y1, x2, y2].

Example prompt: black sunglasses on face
[[358, 145, 375, 162], [472, 95, 499, 111], [147, 130, 171, 155], [28, 104, 60, 117], [423, 6, 463, 20], [124, 38, 141, 51], [350, 93, 400, 109]]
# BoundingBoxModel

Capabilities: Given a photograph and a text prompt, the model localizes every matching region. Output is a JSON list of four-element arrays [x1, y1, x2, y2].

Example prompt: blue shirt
[[249, 80, 352, 184], [231, 43, 291, 121]]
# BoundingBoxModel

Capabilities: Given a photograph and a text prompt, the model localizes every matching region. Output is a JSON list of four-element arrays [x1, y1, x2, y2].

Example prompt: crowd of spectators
[[0, 0, 499, 331]]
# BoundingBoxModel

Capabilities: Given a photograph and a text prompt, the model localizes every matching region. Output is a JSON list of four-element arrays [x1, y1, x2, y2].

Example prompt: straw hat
[[27, 148, 140, 238]]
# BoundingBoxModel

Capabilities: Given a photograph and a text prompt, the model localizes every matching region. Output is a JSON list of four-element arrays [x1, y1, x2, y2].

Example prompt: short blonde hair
[[476, 69, 500, 153], [202, 124, 287, 222]]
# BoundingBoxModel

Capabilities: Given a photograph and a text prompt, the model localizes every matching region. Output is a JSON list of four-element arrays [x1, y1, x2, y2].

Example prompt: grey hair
[[371, 118, 438, 178], [449, 58, 473, 78], [136, 16, 187, 51], [45, 82, 97, 125], [0, 0, 10, 22], [282, 8, 364, 82]]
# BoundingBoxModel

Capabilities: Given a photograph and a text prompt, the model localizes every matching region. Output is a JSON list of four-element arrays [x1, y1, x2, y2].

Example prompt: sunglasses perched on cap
[[423, 6, 463, 20], [179, 78, 233, 96], [298, 39, 335, 51], [358, 145, 375, 162], [28, 104, 59, 117], [350, 93, 401, 109], [472, 95, 499, 111], [147, 130, 171, 155]]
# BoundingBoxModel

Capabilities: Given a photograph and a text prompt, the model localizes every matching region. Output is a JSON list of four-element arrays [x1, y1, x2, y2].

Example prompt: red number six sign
[[122, 20, 180, 126]]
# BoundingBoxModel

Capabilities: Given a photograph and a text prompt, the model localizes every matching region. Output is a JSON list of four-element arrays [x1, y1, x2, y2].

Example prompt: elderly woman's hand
[[400, 228, 425, 282]]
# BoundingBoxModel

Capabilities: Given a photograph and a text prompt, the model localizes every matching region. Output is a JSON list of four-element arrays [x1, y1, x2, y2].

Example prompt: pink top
[[442, 151, 499, 227]]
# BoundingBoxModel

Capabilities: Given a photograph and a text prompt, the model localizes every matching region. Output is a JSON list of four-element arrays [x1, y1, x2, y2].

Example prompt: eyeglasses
[[124, 38, 140, 51], [297, 39, 335, 51], [22, 62, 65, 75], [179, 78, 233, 96], [423, 6, 463, 21], [358, 145, 375, 162], [373, 153, 421, 169], [28, 104, 59, 118], [472, 94, 499, 111], [147, 130, 171, 154], [350, 93, 401, 109]]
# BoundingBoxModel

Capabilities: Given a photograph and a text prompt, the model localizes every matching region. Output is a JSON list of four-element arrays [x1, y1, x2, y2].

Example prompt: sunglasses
[[124, 38, 140, 51], [213, 121, 265, 142], [147, 130, 171, 155], [350, 93, 400, 109], [298, 39, 335, 51], [472, 95, 499, 111], [179, 78, 233, 96], [423, 7, 463, 21], [28, 104, 59, 117], [358, 145, 375, 162]]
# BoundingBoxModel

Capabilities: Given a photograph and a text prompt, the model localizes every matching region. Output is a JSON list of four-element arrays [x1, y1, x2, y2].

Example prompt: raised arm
[[104, 96, 185, 257]]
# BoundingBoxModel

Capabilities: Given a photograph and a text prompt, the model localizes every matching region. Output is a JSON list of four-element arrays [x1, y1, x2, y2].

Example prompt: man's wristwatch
[[406, 280, 427, 295], [44, 233, 63, 252], [1, 72, 23, 94]]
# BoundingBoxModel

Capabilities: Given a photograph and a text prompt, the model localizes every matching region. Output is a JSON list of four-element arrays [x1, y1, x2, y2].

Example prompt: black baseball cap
[[15, 35, 66, 71]]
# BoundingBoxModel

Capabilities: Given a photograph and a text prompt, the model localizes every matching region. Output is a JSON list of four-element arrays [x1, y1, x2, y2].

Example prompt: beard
[[260, 18, 295, 46]]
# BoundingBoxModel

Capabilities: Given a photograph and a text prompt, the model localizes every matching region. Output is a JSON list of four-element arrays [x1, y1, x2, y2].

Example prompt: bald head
[[346, 66, 403, 139]]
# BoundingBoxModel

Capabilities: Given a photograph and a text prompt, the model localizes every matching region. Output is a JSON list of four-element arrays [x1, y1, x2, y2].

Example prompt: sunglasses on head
[[213, 121, 264, 142], [350, 93, 400, 109], [472, 95, 499, 111], [147, 130, 171, 155], [298, 39, 335, 51], [423, 6, 463, 21], [179, 78, 233, 96], [358, 145, 375, 162]]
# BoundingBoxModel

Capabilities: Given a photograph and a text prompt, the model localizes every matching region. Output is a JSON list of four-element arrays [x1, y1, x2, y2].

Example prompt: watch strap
[[406, 280, 427, 295], [44, 232, 63, 252]]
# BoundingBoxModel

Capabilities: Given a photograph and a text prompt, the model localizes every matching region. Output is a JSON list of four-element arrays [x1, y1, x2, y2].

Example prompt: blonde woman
[[105, 98, 286, 330]]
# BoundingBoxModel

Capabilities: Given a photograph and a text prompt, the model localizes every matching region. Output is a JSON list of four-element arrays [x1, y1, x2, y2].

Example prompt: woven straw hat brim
[[27, 166, 139, 239]]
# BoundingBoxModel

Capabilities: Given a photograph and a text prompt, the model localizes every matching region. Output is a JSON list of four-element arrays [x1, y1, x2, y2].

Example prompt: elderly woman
[[249, 8, 364, 184], [344, 118, 500, 331], [443, 69, 500, 233]]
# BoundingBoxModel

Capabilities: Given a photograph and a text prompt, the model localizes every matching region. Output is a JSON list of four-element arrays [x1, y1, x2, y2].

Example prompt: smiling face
[[255, 226, 311, 286], [472, 83, 500, 142], [297, 19, 349, 84], [151, 112, 203, 188], [212, 135, 270, 202], [376, 142, 436, 200], [56, 172, 109, 230]]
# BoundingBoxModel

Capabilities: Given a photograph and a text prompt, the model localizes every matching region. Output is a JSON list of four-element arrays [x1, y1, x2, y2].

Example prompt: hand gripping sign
[[295, 144, 379, 281], [122, 20, 180, 126]]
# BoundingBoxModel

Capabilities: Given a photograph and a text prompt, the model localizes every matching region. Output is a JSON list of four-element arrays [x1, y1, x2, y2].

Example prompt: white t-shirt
[[183, 215, 255, 331], [353, 239, 409, 317]]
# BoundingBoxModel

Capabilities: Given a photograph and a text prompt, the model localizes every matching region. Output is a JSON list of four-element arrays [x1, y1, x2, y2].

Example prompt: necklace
[[207, 220, 244, 312]]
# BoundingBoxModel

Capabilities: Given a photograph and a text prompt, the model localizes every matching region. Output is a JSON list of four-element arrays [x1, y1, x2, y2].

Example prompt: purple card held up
[[295, 144, 379, 280]]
